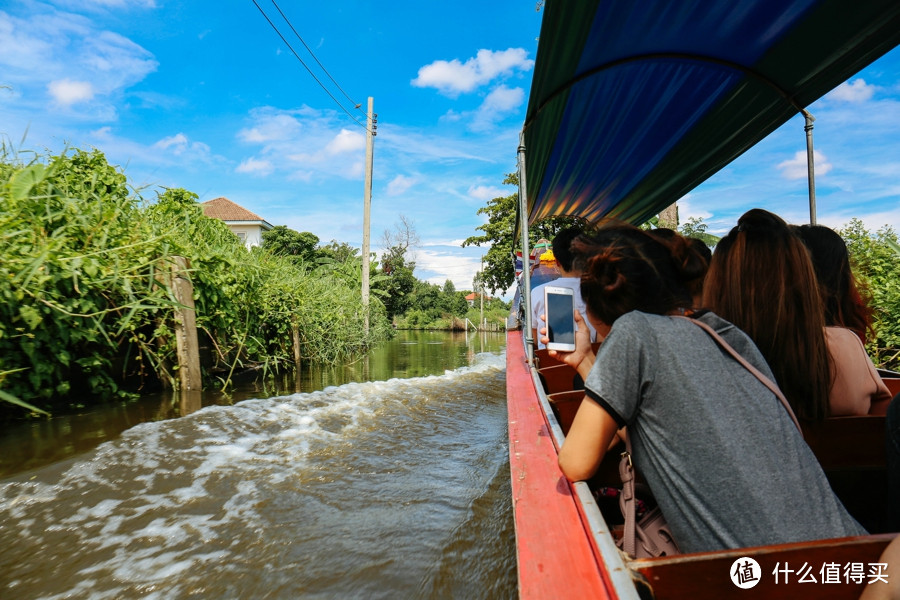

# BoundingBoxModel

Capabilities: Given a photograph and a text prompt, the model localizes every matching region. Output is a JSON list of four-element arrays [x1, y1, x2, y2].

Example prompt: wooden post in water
[[292, 321, 301, 366], [171, 256, 202, 392]]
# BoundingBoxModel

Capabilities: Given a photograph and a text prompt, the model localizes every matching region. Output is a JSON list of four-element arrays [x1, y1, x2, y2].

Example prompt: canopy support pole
[[517, 132, 535, 365], [802, 109, 817, 225]]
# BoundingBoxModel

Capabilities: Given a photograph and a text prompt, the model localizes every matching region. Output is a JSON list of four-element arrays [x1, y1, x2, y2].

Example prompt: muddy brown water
[[0, 331, 517, 599]]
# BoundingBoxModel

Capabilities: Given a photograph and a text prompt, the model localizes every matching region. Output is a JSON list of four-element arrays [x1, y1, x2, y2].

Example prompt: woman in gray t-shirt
[[549, 224, 865, 553]]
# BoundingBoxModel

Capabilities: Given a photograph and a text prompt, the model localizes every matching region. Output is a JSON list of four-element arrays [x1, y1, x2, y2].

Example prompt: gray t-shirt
[[583, 310, 865, 553]]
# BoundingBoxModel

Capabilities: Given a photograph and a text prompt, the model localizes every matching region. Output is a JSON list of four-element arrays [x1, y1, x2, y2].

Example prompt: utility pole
[[362, 97, 376, 334], [479, 255, 484, 330]]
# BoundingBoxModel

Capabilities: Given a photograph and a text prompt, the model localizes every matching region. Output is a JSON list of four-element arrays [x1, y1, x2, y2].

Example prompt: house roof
[[201, 197, 273, 228]]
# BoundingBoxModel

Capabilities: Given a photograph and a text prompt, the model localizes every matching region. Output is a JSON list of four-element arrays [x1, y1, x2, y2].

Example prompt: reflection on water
[[0, 331, 515, 599]]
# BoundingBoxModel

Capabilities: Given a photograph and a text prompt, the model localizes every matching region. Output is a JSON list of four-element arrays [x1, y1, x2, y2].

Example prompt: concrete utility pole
[[362, 97, 376, 334], [479, 255, 484, 330]]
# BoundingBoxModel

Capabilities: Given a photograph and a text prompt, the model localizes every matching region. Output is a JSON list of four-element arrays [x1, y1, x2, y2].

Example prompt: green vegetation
[[369, 215, 512, 330], [393, 279, 510, 331], [0, 148, 391, 419], [840, 219, 900, 370], [462, 173, 587, 294]]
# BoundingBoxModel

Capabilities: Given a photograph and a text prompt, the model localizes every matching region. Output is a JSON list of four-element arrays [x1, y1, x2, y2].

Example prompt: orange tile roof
[[201, 197, 267, 222]]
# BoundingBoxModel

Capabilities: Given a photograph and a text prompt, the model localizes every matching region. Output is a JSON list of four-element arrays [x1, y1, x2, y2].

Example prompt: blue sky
[[2, 1, 899, 298]]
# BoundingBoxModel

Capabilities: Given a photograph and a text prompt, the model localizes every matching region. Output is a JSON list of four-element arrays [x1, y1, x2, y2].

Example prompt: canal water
[[0, 330, 516, 599]]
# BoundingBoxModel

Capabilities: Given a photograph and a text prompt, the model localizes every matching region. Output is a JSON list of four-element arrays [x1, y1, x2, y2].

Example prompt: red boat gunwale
[[506, 329, 636, 599]]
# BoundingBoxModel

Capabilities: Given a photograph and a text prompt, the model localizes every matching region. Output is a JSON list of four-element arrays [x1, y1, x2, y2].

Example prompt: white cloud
[[154, 133, 188, 150], [237, 106, 368, 180], [411, 48, 533, 95], [48, 79, 95, 105], [236, 157, 274, 176], [777, 150, 833, 180], [152, 133, 212, 161], [417, 247, 483, 291], [0, 7, 157, 114], [828, 79, 876, 103], [325, 129, 365, 154], [674, 195, 713, 222], [467, 184, 505, 202], [387, 175, 417, 196], [470, 85, 525, 131], [238, 112, 303, 143]]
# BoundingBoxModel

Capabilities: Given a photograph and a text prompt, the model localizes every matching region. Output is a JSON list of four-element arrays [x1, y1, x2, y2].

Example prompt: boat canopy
[[523, 0, 900, 226]]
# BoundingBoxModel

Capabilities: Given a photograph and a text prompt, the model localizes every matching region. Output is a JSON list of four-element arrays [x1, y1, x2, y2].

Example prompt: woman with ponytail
[[548, 223, 863, 553]]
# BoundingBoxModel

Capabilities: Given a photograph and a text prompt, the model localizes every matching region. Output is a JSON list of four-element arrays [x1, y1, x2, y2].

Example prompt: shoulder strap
[[676, 316, 802, 434], [619, 315, 803, 557]]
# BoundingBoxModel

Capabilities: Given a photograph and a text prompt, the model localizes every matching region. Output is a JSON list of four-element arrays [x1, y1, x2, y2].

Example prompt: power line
[[268, 0, 366, 116], [250, 0, 369, 131]]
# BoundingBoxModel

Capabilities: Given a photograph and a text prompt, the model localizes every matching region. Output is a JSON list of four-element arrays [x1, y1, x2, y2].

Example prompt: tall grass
[[0, 148, 389, 418]]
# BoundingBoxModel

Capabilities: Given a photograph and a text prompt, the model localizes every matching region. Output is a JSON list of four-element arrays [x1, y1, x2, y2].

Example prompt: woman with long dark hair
[[794, 224, 892, 415], [702, 209, 831, 421], [548, 223, 863, 553]]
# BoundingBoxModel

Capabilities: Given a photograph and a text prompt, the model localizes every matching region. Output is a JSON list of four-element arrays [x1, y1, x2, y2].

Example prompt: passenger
[[531, 227, 598, 349], [859, 533, 900, 600], [703, 209, 831, 421], [794, 224, 892, 415], [547, 224, 864, 553], [794, 224, 874, 342], [648, 228, 710, 308]]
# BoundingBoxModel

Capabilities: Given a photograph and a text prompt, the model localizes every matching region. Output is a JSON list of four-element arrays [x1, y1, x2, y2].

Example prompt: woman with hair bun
[[548, 223, 864, 553]]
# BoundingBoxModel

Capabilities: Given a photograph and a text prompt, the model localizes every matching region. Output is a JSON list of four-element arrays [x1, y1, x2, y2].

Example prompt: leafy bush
[[840, 219, 900, 369], [0, 149, 390, 418], [0, 149, 173, 413]]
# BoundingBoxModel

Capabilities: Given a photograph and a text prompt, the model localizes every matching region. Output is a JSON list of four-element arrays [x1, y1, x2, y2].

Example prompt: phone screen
[[546, 292, 575, 344]]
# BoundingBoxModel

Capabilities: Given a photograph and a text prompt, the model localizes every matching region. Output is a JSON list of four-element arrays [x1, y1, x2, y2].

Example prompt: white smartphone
[[544, 286, 576, 351]]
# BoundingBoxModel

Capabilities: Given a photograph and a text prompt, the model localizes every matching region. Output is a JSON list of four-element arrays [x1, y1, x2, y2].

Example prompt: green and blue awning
[[523, 0, 900, 226]]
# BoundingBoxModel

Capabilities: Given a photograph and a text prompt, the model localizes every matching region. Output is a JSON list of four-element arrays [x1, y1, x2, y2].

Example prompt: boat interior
[[528, 330, 899, 599]]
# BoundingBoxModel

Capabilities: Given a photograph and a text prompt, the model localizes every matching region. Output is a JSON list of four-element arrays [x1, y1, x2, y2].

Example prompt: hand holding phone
[[544, 286, 576, 352]]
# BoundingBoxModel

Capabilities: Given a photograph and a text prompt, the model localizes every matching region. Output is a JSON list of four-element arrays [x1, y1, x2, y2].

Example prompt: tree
[[410, 280, 443, 319], [317, 239, 359, 263], [679, 216, 720, 247], [375, 217, 420, 319], [462, 173, 584, 294], [262, 226, 320, 264], [380, 214, 420, 273], [375, 254, 417, 319], [840, 219, 900, 368]]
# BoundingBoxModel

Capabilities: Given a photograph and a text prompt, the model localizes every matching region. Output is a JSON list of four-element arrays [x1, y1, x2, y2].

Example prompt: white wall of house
[[226, 223, 266, 248]]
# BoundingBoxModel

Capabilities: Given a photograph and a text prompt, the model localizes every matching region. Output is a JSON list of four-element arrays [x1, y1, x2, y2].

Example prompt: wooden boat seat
[[801, 415, 886, 471], [547, 390, 584, 435], [630, 533, 896, 600], [882, 377, 900, 398], [538, 364, 583, 395], [533, 342, 602, 369], [802, 414, 888, 532]]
